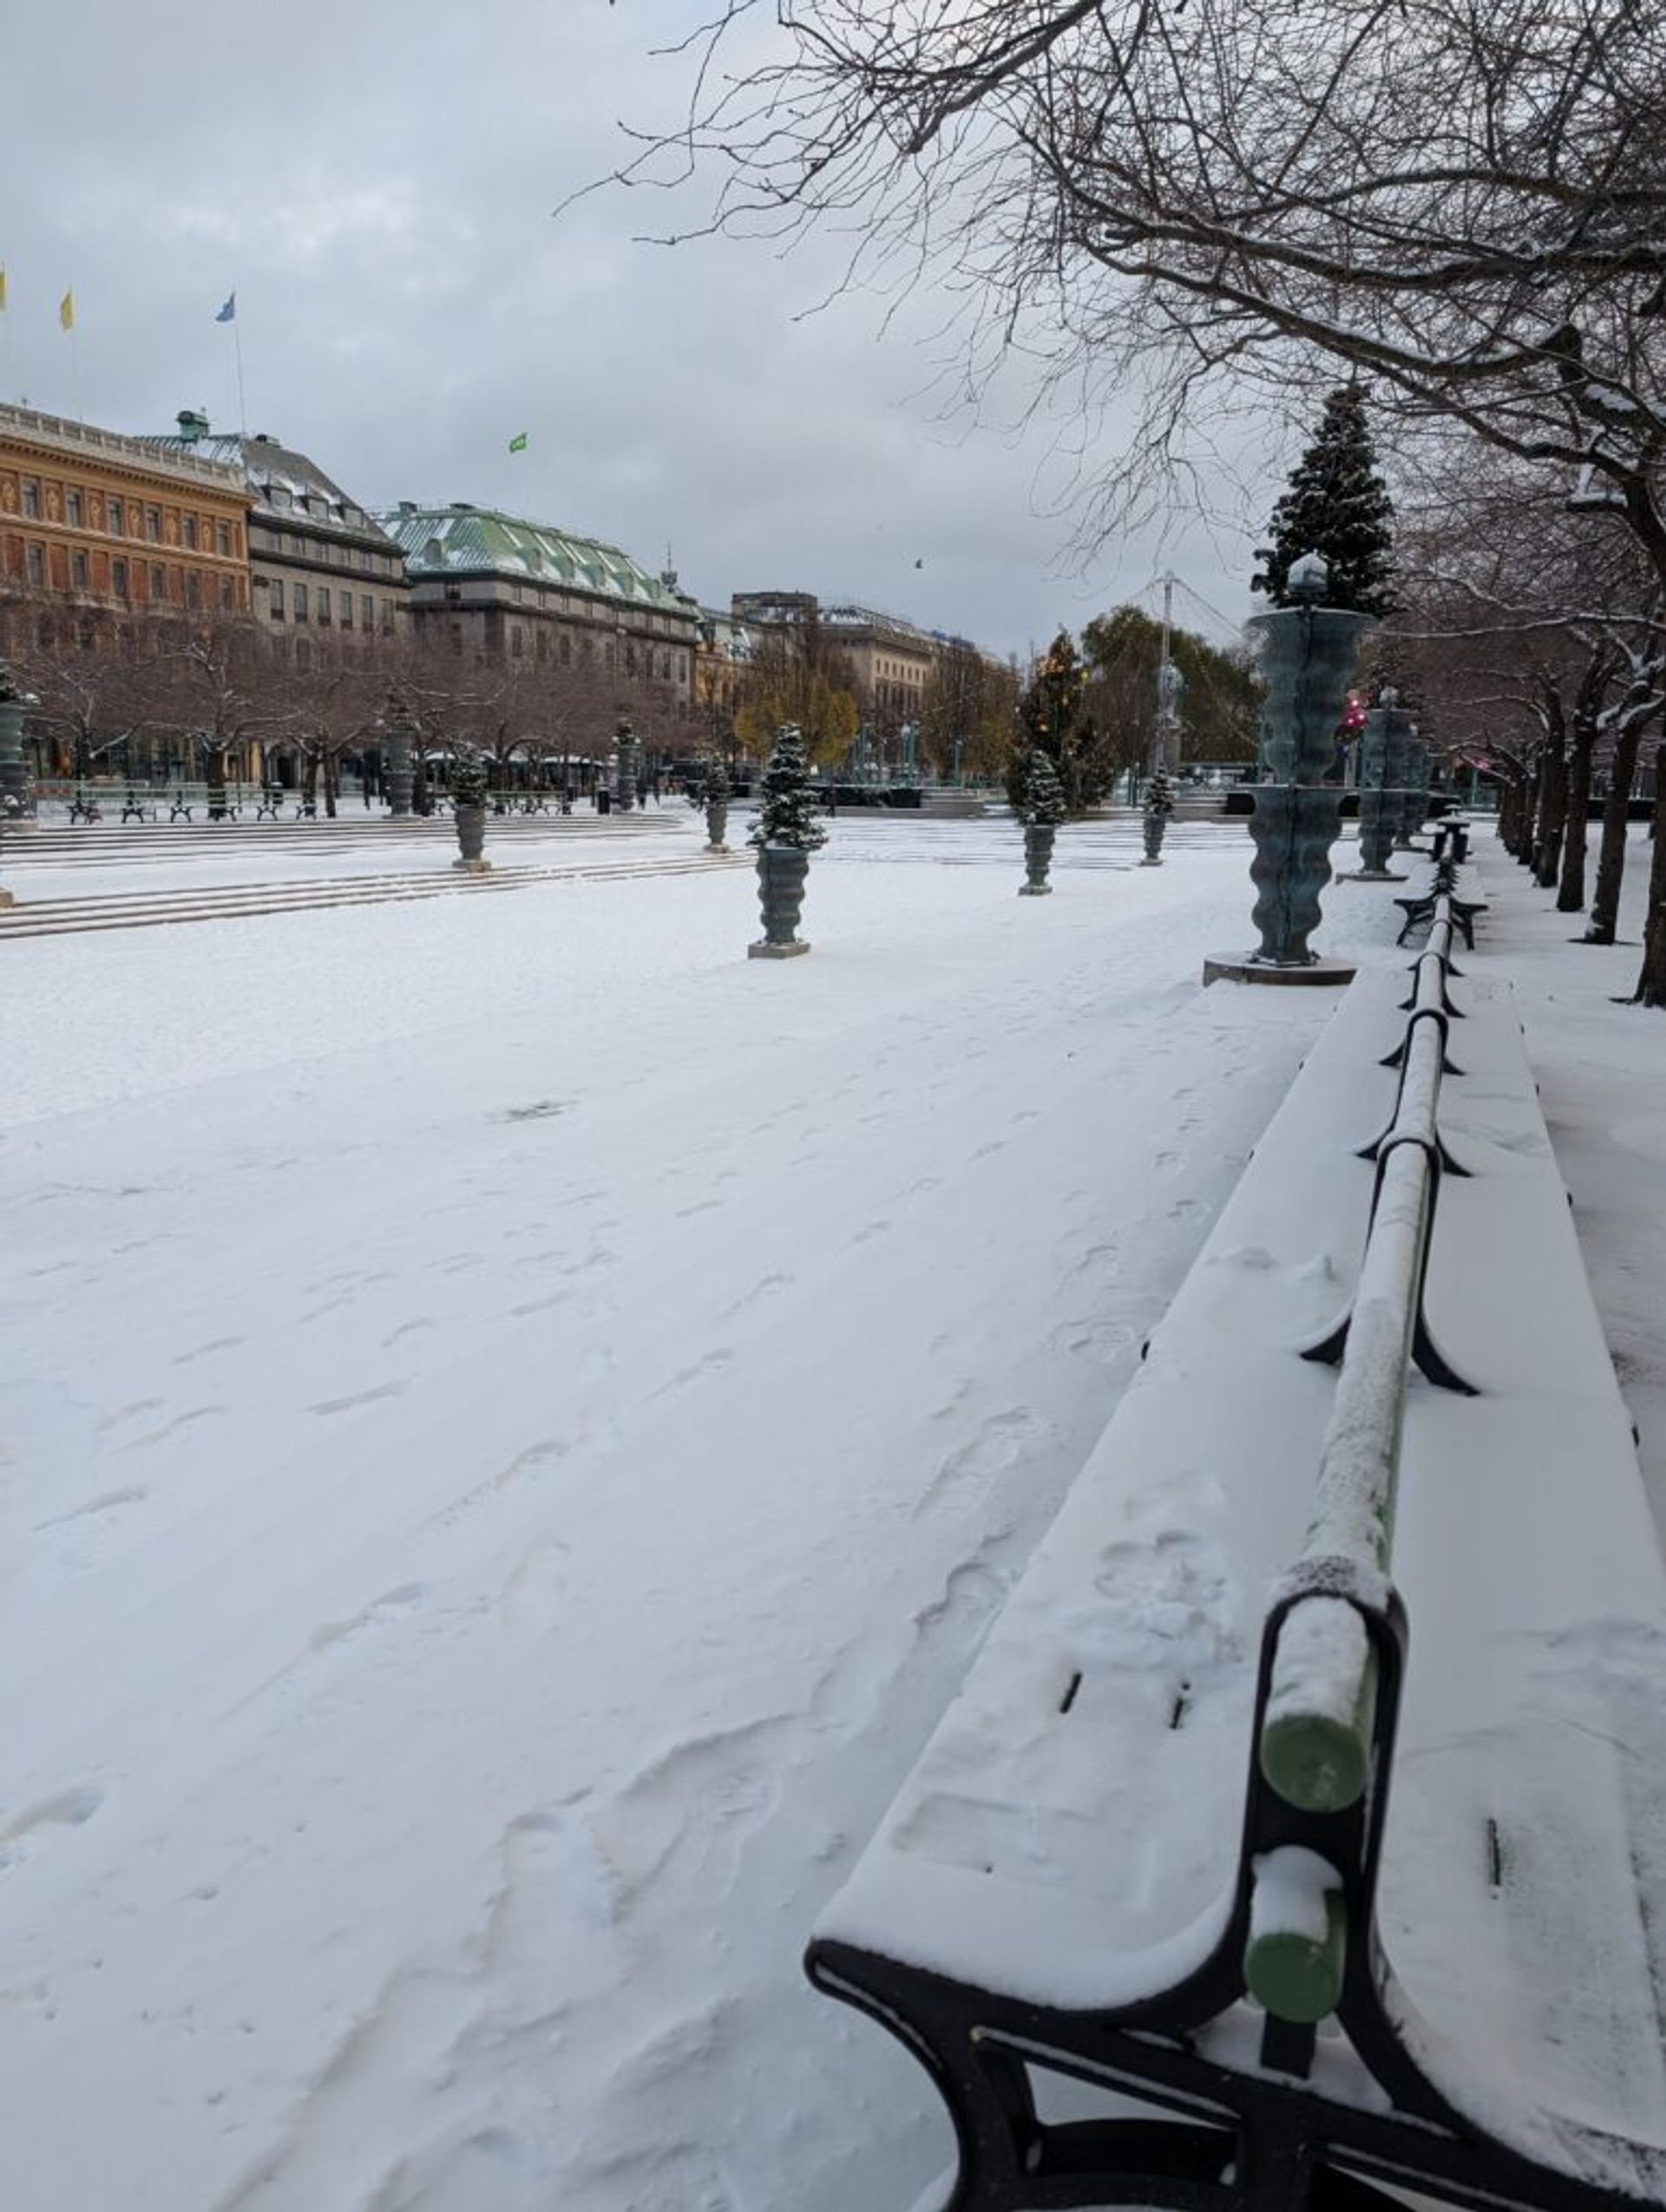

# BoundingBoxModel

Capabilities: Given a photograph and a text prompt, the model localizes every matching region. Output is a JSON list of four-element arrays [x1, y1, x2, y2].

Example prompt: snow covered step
[[808, 953, 1666, 2210]]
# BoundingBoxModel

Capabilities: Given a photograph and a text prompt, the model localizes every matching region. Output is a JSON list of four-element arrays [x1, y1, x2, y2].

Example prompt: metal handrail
[[1245, 884, 1472, 2020]]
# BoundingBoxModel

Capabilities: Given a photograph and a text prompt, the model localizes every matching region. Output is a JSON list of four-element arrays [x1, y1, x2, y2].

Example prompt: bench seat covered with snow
[[1396, 859, 1487, 948], [807, 941, 1666, 2212]]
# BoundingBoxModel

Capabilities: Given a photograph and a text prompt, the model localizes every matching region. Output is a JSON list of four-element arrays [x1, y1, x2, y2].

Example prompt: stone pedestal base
[[1138, 855, 1163, 867], [1334, 868, 1407, 883], [452, 857, 493, 874], [0, 887, 14, 908], [1203, 952, 1357, 989], [749, 939, 810, 959], [706, 842, 729, 855], [1017, 883, 1053, 897]]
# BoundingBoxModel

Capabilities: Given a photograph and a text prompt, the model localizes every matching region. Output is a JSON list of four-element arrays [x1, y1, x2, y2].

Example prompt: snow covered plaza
[[3, 807, 1664, 2211]]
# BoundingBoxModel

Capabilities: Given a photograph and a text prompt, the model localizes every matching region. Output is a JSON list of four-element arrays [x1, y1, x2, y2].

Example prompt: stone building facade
[[730, 591, 942, 733], [377, 501, 701, 717], [147, 413, 409, 657], [0, 401, 250, 656]]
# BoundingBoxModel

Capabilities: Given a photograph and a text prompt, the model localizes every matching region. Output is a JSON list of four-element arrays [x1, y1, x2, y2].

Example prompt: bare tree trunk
[[1533, 744, 1568, 887], [1630, 757, 1666, 1007], [1556, 723, 1595, 911], [1586, 721, 1646, 945], [323, 752, 338, 819], [1497, 771, 1524, 857], [1514, 756, 1544, 866]]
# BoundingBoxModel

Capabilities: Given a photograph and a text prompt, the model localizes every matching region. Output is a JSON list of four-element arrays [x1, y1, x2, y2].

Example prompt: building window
[[380, 602, 393, 632], [182, 514, 199, 550], [339, 591, 353, 629], [108, 495, 125, 535], [270, 580, 285, 621], [317, 589, 331, 625], [186, 569, 201, 609], [66, 488, 84, 527], [511, 625, 525, 656], [113, 557, 129, 599], [146, 506, 162, 542], [216, 520, 232, 557], [71, 549, 89, 590], [361, 594, 373, 630], [25, 542, 44, 587], [293, 583, 309, 622], [149, 562, 166, 599], [21, 478, 41, 520], [219, 575, 235, 611], [559, 632, 572, 666]]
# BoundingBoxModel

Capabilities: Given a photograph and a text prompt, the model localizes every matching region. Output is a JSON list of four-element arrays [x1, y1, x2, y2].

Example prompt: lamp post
[[1206, 552, 1374, 985]]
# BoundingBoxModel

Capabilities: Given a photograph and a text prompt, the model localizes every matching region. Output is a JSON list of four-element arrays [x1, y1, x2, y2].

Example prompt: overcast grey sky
[[2, 1, 1288, 659]]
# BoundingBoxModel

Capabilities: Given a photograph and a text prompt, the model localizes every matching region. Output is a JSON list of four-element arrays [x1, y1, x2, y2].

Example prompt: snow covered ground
[[3, 811, 1662, 2211]]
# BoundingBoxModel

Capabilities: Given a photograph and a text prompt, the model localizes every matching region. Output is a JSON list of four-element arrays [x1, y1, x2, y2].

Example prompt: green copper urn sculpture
[[1355, 692, 1411, 878], [1017, 747, 1066, 894], [1245, 553, 1374, 966], [749, 723, 826, 958]]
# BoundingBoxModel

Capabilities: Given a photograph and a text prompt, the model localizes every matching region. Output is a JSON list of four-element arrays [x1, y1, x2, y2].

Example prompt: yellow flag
[[59, 288, 75, 331], [0, 266, 8, 313]]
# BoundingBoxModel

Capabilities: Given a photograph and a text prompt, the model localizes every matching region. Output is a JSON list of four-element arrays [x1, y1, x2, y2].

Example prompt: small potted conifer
[[450, 744, 491, 870], [1141, 764, 1176, 864], [1017, 747, 1066, 894], [748, 723, 826, 957], [704, 751, 731, 852]]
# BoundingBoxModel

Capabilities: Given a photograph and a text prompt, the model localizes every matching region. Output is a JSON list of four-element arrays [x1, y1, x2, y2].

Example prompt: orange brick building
[[0, 401, 251, 654]]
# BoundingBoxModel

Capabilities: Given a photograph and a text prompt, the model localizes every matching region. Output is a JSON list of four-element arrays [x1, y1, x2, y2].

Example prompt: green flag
[[508, 430, 528, 454]]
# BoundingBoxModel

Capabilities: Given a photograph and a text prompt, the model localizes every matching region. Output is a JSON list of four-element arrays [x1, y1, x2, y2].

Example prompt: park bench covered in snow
[[1396, 853, 1487, 951], [807, 890, 1666, 2212]]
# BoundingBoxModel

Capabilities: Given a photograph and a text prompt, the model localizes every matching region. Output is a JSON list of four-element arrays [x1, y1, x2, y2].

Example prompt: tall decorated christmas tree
[[1007, 630, 1106, 813], [1250, 386, 1398, 617]]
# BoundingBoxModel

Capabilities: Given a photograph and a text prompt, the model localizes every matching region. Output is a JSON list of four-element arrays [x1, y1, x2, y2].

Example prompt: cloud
[[0, 0, 1268, 656]]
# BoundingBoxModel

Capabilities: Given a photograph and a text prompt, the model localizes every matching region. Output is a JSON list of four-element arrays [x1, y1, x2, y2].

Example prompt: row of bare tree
[[1387, 457, 1665, 998], [2, 610, 705, 815]]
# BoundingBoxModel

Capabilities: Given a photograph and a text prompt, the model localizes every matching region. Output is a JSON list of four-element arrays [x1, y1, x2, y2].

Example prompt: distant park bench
[[1396, 838, 1488, 949], [806, 887, 1666, 2212]]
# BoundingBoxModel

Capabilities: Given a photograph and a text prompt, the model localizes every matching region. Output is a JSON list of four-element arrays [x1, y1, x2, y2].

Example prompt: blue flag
[[215, 292, 236, 324]]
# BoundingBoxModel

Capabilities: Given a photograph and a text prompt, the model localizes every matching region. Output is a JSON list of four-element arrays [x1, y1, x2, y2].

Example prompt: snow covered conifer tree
[[1020, 746, 1067, 826], [749, 723, 827, 851], [1251, 388, 1398, 617], [748, 724, 824, 956], [1015, 746, 1066, 894], [1008, 631, 1108, 811]]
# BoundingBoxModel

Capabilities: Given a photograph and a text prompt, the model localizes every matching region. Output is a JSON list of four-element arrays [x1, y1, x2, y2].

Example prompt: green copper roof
[[377, 502, 687, 612]]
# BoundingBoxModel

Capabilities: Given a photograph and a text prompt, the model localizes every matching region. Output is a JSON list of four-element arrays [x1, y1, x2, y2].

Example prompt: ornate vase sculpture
[[1021, 821, 1057, 893], [703, 754, 731, 852], [383, 685, 416, 819], [1245, 554, 1374, 966], [1017, 746, 1066, 895], [1396, 740, 1431, 847], [1355, 694, 1412, 876], [449, 746, 491, 872], [614, 720, 638, 813], [1141, 765, 1176, 866], [749, 723, 826, 958], [0, 659, 31, 826]]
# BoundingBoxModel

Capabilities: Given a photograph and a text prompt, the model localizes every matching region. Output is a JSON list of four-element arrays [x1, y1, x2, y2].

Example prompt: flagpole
[[233, 313, 247, 439]]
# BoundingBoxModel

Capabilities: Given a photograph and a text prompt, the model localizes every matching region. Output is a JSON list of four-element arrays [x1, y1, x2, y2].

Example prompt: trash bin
[[598, 787, 613, 815]]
